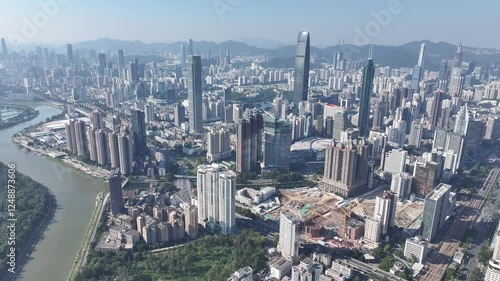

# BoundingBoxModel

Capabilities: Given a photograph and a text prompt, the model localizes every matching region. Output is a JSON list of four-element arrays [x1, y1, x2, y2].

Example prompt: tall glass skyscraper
[[188, 55, 203, 133], [293, 31, 310, 103], [66, 44, 73, 65], [358, 58, 375, 137], [131, 109, 147, 155]]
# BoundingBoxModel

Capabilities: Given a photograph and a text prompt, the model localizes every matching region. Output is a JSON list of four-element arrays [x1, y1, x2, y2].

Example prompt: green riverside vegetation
[[74, 229, 268, 281], [0, 161, 54, 276]]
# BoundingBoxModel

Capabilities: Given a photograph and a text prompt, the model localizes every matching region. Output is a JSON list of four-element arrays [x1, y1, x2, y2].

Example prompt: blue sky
[[0, 0, 497, 48]]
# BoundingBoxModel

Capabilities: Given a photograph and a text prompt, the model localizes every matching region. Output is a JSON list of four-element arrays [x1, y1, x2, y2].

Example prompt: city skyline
[[1, 1, 500, 48]]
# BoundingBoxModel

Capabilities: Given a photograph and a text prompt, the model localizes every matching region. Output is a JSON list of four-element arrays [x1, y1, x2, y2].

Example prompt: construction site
[[270, 187, 424, 246]]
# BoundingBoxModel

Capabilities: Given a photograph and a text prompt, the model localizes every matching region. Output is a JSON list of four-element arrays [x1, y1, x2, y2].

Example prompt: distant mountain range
[[72, 38, 500, 70]]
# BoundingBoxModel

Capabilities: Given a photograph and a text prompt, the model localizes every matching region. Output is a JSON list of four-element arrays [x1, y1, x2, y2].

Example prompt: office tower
[[292, 31, 310, 103], [183, 204, 199, 239], [174, 103, 186, 127], [95, 129, 108, 166], [391, 172, 413, 201], [188, 55, 203, 133], [109, 168, 124, 216], [278, 211, 300, 260], [108, 132, 120, 169], [364, 216, 381, 244], [180, 45, 186, 65], [404, 236, 428, 264], [98, 53, 106, 76], [236, 110, 263, 173], [449, 68, 464, 97], [358, 58, 375, 138], [438, 60, 448, 81], [66, 44, 73, 65], [374, 191, 397, 235], [187, 39, 194, 56], [413, 159, 439, 197], [332, 110, 348, 140], [430, 91, 444, 127], [451, 42, 462, 69], [408, 120, 423, 148], [421, 183, 451, 241], [411, 43, 426, 92], [1, 38, 7, 58], [383, 148, 407, 175], [196, 164, 236, 235], [386, 119, 406, 148], [73, 120, 88, 157], [117, 133, 134, 175], [206, 128, 231, 162], [129, 58, 139, 82], [371, 100, 386, 131], [144, 103, 154, 123], [320, 139, 369, 197], [453, 105, 469, 135], [464, 119, 485, 159], [117, 50, 124, 77], [90, 110, 103, 129], [262, 112, 292, 172], [131, 109, 147, 155]]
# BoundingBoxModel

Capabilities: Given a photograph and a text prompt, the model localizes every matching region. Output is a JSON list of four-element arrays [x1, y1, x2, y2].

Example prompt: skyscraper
[[180, 45, 186, 65], [174, 103, 186, 127], [374, 191, 397, 235], [206, 128, 231, 162], [188, 55, 203, 133], [109, 168, 124, 216], [358, 58, 375, 138], [66, 43, 74, 65], [117, 133, 134, 175], [1, 38, 8, 58], [236, 110, 263, 173], [197, 164, 236, 235], [117, 49, 125, 78], [183, 204, 199, 239], [430, 91, 445, 127], [278, 211, 300, 260], [390, 172, 413, 201], [320, 139, 369, 197], [408, 119, 423, 148], [262, 112, 292, 172], [292, 31, 310, 103], [95, 129, 108, 166], [411, 43, 426, 92], [131, 109, 147, 155], [108, 131, 120, 169], [451, 42, 463, 69], [187, 39, 194, 56], [421, 183, 451, 241], [98, 53, 106, 76], [364, 216, 382, 244], [90, 110, 103, 129]]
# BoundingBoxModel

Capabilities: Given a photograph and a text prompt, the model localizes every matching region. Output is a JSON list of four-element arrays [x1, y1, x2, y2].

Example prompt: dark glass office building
[[188, 55, 203, 133], [358, 58, 374, 137], [293, 31, 310, 103]]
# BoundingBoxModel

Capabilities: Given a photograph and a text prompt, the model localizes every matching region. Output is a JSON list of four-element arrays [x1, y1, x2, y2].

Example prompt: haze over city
[[1, 0, 500, 48]]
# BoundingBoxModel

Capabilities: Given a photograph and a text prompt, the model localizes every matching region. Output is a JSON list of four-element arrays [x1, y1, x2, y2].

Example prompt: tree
[[378, 256, 395, 271], [373, 246, 384, 260]]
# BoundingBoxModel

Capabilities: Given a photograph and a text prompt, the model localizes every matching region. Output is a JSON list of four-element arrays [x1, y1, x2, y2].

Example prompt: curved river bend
[[0, 104, 106, 281]]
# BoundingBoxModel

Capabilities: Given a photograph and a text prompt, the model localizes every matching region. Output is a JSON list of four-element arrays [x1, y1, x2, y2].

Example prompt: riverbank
[[0, 163, 57, 281], [0, 104, 39, 130], [67, 191, 109, 281]]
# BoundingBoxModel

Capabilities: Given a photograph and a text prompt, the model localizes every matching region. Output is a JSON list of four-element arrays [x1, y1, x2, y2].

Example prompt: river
[[0, 103, 107, 281]]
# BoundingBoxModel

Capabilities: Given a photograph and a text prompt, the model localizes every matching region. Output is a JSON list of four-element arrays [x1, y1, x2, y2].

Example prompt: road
[[417, 167, 500, 281], [2, 188, 56, 281]]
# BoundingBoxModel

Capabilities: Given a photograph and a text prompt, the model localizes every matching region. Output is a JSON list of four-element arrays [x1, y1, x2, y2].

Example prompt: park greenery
[[74, 229, 268, 281], [0, 162, 54, 276]]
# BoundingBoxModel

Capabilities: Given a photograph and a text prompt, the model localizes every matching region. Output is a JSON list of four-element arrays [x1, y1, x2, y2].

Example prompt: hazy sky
[[0, 0, 498, 48]]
